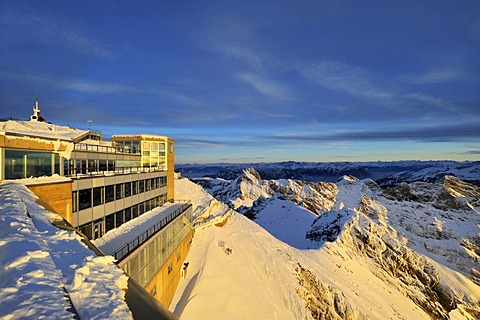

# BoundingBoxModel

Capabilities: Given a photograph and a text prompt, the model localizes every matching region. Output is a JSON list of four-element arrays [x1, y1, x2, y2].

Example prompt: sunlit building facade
[[0, 98, 175, 240]]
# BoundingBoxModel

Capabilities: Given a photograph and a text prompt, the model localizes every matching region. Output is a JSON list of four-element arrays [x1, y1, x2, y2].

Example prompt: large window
[[125, 207, 132, 223], [115, 210, 124, 228], [107, 160, 115, 171], [78, 189, 91, 210], [99, 159, 107, 172], [88, 159, 97, 173], [105, 185, 115, 203], [132, 181, 138, 195], [76, 160, 87, 174], [105, 214, 115, 233], [4, 150, 60, 179], [125, 182, 131, 197], [64, 159, 75, 176], [132, 205, 139, 219], [114, 140, 141, 155], [93, 187, 104, 206], [115, 183, 124, 200], [160, 176, 167, 187]]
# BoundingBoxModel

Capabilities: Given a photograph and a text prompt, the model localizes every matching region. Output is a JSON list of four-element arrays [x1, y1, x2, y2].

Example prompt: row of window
[[64, 158, 167, 175], [78, 195, 166, 240], [73, 177, 167, 211], [4, 150, 60, 179]]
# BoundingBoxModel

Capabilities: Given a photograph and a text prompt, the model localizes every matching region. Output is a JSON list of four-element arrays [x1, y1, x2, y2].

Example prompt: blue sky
[[1, 1, 479, 163]]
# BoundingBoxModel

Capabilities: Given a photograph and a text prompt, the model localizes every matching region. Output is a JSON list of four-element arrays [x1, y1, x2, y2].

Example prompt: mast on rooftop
[[30, 94, 46, 122]]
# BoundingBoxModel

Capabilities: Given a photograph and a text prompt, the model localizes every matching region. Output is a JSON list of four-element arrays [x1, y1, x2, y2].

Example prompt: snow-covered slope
[[0, 182, 132, 319], [171, 172, 480, 319]]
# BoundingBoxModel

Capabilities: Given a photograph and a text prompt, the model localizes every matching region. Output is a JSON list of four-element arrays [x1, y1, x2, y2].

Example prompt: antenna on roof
[[30, 93, 46, 122], [88, 120, 92, 131]]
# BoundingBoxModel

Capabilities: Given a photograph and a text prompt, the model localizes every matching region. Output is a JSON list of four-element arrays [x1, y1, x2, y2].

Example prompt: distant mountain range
[[177, 160, 480, 186]]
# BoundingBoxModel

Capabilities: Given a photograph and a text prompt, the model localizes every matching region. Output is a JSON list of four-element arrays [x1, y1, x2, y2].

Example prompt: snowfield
[[0, 182, 132, 319], [170, 171, 480, 319]]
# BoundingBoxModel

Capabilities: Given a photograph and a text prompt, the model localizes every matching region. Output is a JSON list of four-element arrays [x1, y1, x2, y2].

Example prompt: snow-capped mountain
[[177, 160, 480, 186], [194, 168, 337, 218], [172, 168, 480, 319]]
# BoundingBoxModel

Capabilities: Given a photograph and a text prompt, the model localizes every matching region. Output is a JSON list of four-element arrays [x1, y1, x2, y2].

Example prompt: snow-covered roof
[[112, 134, 171, 142], [0, 119, 88, 141]]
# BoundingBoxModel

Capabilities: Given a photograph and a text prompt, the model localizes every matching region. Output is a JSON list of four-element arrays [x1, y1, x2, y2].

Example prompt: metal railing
[[112, 202, 192, 261], [74, 142, 142, 155], [65, 165, 165, 178], [74, 143, 118, 153]]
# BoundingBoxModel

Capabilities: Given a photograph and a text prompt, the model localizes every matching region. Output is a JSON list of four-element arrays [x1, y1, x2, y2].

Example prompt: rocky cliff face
[[382, 181, 465, 210], [306, 178, 479, 318], [196, 168, 337, 219]]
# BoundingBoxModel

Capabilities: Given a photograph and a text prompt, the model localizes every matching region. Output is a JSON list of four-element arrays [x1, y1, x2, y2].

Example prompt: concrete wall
[[27, 181, 73, 223]]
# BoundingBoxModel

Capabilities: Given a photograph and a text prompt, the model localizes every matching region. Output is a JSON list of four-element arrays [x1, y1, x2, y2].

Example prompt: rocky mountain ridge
[[195, 168, 337, 218], [188, 168, 480, 318]]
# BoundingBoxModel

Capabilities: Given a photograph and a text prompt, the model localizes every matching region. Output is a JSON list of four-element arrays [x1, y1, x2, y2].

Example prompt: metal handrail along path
[[112, 202, 192, 261]]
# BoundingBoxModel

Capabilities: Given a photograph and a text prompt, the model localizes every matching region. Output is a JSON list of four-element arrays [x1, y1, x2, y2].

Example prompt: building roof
[[112, 134, 172, 142], [0, 119, 88, 142]]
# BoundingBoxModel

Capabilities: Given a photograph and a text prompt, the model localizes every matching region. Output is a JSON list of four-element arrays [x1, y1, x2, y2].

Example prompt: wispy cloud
[[298, 60, 394, 102], [217, 46, 262, 69], [270, 122, 480, 143], [399, 68, 461, 84], [176, 137, 228, 148], [457, 150, 480, 155], [403, 92, 470, 116], [0, 11, 112, 58], [0, 71, 135, 93], [237, 73, 293, 100]]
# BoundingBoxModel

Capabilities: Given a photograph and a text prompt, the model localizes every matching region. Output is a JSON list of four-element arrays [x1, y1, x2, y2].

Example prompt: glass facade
[[113, 140, 166, 168], [78, 195, 167, 239], [121, 205, 193, 288], [113, 140, 141, 154], [74, 177, 168, 239], [4, 150, 60, 179]]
